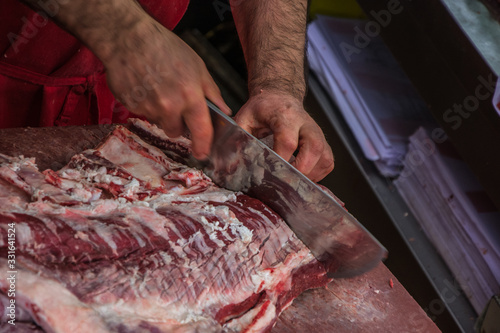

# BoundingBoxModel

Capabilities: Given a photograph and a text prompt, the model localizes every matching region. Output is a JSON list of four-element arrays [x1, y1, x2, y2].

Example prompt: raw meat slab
[[0, 124, 441, 333], [0, 122, 330, 333]]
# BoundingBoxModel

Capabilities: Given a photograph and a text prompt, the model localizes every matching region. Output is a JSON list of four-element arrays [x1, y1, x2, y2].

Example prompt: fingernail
[[195, 152, 208, 161], [221, 102, 232, 115]]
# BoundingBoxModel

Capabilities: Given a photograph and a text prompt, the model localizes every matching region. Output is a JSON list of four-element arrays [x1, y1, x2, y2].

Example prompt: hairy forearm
[[230, 0, 308, 100], [18, 0, 151, 64]]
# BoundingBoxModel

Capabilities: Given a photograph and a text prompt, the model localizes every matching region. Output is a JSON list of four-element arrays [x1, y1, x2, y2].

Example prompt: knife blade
[[187, 100, 387, 278]]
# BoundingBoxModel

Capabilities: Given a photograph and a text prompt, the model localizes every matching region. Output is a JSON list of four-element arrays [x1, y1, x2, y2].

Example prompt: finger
[[305, 146, 335, 182], [203, 74, 232, 116], [292, 124, 334, 181], [158, 116, 185, 139], [234, 105, 266, 137], [234, 108, 254, 133], [272, 128, 299, 165], [156, 98, 185, 138], [292, 136, 323, 178], [183, 93, 213, 160]]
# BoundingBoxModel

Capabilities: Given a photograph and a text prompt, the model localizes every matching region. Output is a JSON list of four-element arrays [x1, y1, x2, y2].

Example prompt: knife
[[187, 100, 387, 278]]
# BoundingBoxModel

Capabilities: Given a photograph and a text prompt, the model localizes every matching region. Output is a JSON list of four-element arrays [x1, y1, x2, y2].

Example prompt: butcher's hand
[[104, 20, 231, 160], [230, 0, 334, 181], [235, 92, 334, 182], [18, 0, 230, 161]]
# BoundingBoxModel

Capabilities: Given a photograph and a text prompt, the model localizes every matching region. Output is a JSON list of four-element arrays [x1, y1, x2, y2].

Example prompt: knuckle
[[189, 120, 211, 137], [186, 96, 206, 114], [280, 136, 298, 152], [178, 86, 193, 100], [178, 88, 204, 111], [158, 96, 174, 113], [321, 152, 335, 172], [309, 139, 325, 155]]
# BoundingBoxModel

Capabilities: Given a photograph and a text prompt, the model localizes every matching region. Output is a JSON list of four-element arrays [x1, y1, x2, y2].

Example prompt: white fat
[[199, 216, 227, 248], [250, 247, 314, 294], [132, 229, 146, 248], [122, 178, 141, 197], [158, 251, 173, 265], [8, 162, 21, 172], [224, 301, 276, 333], [0, 260, 110, 333], [90, 191, 102, 202], [60, 168, 83, 180], [3, 156, 36, 172], [215, 206, 253, 243], [250, 269, 274, 292], [91, 290, 211, 329], [77, 165, 108, 182], [98, 135, 167, 188], [71, 182, 84, 189], [246, 302, 276, 333], [117, 197, 128, 205], [229, 224, 253, 243], [208, 230, 222, 246], [178, 311, 208, 324], [182, 230, 213, 255], [77, 165, 130, 188], [196, 205, 254, 247], [69, 187, 93, 202], [132, 118, 192, 147], [93, 224, 118, 252], [148, 191, 237, 208], [176, 236, 188, 248], [200, 215, 226, 233], [14, 222, 32, 246], [146, 192, 177, 206], [132, 200, 150, 207], [90, 200, 120, 214], [74, 231, 90, 242]]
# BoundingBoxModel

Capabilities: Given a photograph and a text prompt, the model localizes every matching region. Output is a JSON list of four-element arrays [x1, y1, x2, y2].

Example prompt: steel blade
[[187, 100, 387, 278]]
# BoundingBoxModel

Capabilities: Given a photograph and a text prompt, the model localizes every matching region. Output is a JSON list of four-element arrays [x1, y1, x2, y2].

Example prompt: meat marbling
[[0, 120, 331, 333]]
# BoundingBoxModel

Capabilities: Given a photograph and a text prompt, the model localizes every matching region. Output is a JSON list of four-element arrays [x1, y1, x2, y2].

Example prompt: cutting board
[[0, 125, 441, 333]]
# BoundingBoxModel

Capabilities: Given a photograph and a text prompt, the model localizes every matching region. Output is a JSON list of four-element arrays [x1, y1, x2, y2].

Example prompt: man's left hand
[[234, 92, 334, 182]]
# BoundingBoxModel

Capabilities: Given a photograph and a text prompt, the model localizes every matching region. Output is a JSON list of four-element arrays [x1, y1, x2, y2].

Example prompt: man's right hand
[[18, 0, 231, 160], [104, 18, 231, 160]]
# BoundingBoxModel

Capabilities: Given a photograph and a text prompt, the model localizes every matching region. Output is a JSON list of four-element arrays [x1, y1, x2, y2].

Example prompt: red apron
[[0, 0, 189, 128]]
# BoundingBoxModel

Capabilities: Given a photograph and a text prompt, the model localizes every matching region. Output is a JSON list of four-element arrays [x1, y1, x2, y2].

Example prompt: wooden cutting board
[[0, 126, 441, 333]]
